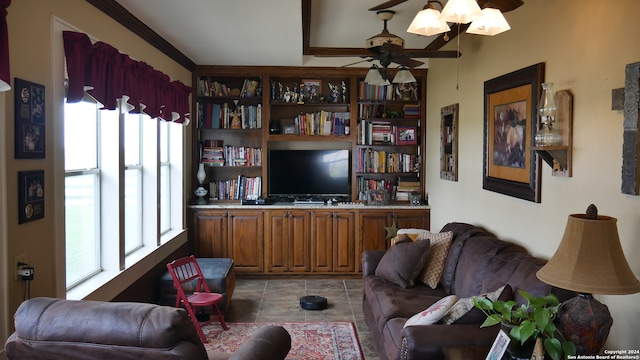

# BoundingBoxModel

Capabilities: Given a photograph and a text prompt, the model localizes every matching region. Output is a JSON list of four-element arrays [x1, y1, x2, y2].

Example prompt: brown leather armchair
[[5, 297, 291, 360]]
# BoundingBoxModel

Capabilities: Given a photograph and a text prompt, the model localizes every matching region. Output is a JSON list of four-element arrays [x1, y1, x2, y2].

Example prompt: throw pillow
[[390, 232, 419, 246], [416, 231, 454, 288], [439, 285, 510, 325], [375, 237, 431, 289], [403, 295, 459, 328]]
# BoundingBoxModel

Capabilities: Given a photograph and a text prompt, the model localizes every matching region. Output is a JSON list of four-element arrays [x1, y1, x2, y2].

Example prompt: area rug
[[202, 321, 364, 360]]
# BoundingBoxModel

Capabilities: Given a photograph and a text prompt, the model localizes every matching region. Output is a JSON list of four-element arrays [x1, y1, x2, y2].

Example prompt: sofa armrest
[[362, 250, 386, 277], [400, 324, 499, 359]]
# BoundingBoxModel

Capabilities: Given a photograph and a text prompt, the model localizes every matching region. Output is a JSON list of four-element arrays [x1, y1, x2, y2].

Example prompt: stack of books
[[201, 140, 224, 166], [403, 104, 420, 119], [395, 178, 420, 201], [209, 175, 262, 200]]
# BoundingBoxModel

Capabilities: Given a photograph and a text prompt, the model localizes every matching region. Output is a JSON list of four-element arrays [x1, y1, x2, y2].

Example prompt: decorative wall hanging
[[483, 63, 543, 203], [14, 78, 45, 159], [18, 170, 44, 224], [440, 103, 458, 181]]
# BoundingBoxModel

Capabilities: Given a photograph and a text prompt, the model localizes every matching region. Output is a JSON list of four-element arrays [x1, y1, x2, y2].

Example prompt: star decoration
[[385, 221, 398, 240]]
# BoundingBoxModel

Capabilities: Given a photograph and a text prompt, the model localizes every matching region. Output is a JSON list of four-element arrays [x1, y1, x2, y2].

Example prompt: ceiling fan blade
[[478, 0, 524, 13], [342, 58, 374, 67], [406, 50, 461, 58], [378, 42, 405, 57], [392, 57, 424, 68], [368, 0, 407, 11]]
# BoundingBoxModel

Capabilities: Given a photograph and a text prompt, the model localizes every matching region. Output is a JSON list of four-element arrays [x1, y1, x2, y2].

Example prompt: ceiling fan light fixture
[[365, 66, 386, 85], [392, 68, 417, 84], [467, 7, 511, 35], [407, 6, 450, 37], [439, 0, 483, 24]]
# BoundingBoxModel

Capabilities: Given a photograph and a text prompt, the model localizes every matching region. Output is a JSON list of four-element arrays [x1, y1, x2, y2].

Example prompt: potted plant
[[473, 290, 576, 360]]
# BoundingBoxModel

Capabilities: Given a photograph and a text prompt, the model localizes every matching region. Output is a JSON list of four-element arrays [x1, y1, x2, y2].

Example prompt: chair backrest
[[166, 255, 210, 294]]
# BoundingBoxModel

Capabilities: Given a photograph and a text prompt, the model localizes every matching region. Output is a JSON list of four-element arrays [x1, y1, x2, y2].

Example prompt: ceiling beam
[[85, 0, 196, 71]]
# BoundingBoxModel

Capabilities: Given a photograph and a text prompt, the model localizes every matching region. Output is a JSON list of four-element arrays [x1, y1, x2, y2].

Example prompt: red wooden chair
[[166, 255, 228, 343]]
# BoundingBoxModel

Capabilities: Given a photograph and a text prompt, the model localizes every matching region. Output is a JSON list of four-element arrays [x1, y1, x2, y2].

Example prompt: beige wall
[[426, 0, 640, 350], [1, 0, 192, 342]]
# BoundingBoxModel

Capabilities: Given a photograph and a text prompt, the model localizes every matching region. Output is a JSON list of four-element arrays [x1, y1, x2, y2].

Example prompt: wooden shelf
[[531, 90, 573, 177]]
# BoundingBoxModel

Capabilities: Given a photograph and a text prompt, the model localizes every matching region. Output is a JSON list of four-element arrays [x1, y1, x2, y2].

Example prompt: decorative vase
[[501, 324, 536, 360], [194, 163, 208, 199]]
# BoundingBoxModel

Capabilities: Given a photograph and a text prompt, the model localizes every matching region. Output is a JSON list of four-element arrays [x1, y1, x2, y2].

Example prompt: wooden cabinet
[[311, 210, 356, 272], [190, 206, 428, 275], [192, 209, 263, 273], [265, 210, 311, 273]]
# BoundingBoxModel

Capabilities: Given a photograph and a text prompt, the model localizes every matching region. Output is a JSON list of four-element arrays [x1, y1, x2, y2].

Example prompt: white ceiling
[[114, 0, 440, 69]]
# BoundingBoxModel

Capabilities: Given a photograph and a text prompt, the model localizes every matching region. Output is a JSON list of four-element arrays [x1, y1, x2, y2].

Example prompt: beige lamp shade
[[439, 0, 482, 24], [407, 7, 450, 36], [536, 213, 640, 295], [467, 8, 511, 36]]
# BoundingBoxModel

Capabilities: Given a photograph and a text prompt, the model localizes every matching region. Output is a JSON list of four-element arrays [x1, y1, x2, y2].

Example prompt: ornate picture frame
[[483, 63, 543, 203], [440, 103, 459, 181]]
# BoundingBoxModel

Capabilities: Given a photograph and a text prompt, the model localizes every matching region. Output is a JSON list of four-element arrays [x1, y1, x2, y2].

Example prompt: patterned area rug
[[202, 321, 364, 360]]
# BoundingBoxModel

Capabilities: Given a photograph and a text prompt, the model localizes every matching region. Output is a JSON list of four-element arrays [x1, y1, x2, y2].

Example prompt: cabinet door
[[192, 210, 228, 258], [265, 211, 288, 272], [393, 210, 430, 230], [288, 211, 311, 272], [332, 211, 356, 272], [228, 210, 263, 273], [359, 211, 392, 252], [311, 211, 334, 272]]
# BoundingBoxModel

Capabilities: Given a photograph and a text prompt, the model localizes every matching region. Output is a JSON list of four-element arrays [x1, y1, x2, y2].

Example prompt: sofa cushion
[[440, 285, 511, 325], [375, 237, 431, 288], [404, 295, 458, 327], [417, 230, 454, 288]]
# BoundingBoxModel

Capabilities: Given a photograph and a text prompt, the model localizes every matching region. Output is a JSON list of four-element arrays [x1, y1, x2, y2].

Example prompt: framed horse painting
[[483, 63, 544, 203]]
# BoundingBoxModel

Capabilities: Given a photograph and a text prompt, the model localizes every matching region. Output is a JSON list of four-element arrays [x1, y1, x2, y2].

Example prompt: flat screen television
[[268, 149, 351, 201]]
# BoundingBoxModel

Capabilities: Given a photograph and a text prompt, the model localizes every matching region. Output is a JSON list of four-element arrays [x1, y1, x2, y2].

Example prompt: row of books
[[209, 175, 261, 200], [196, 102, 262, 129], [358, 120, 417, 145], [358, 81, 419, 101], [403, 104, 420, 119], [358, 103, 421, 119], [202, 146, 262, 167], [197, 77, 261, 98], [289, 111, 350, 136], [355, 177, 420, 201], [356, 148, 418, 173]]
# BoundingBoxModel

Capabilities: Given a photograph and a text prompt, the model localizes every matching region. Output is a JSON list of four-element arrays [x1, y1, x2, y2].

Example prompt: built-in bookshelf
[[355, 80, 423, 202], [191, 66, 427, 204]]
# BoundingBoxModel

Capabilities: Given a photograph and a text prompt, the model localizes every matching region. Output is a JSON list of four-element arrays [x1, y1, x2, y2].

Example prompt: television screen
[[268, 149, 350, 200]]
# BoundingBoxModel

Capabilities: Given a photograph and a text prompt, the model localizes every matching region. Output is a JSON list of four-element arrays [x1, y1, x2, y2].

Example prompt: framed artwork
[[396, 126, 417, 145], [367, 189, 389, 205], [302, 79, 322, 99], [18, 170, 45, 224], [440, 103, 459, 181], [485, 329, 510, 360], [14, 78, 46, 159], [483, 63, 543, 203]]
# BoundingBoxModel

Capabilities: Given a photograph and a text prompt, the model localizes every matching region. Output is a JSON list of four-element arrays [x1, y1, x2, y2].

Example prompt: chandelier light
[[440, 0, 482, 24], [392, 67, 417, 84], [406, 2, 450, 37], [467, 7, 511, 35]]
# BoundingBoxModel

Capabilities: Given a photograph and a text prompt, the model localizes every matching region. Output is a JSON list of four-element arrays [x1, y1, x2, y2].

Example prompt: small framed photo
[[396, 126, 417, 145], [302, 79, 322, 98], [367, 189, 389, 206], [282, 124, 296, 135], [485, 329, 510, 360], [18, 170, 45, 224]]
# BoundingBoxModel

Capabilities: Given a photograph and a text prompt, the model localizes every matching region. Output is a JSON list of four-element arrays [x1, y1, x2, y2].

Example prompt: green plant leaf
[[474, 297, 493, 311], [534, 307, 550, 333], [480, 314, 502, 328], [517, 320, 537, 344], [544, 337, 562, 360], [544, 293, 560, 306], [562, 340, 577, 357]]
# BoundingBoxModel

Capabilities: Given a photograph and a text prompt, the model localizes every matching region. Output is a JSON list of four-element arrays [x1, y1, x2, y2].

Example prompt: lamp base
[[558, 293, 613, 355]]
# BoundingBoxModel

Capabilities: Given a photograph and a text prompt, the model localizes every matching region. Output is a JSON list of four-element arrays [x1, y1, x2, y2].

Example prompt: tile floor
[[224, 278, 380, 360]]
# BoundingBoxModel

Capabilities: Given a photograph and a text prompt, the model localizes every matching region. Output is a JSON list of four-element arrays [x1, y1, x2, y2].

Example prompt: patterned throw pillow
[[403, 295, 459, 328], [439, 285, 508, 325], [416, 231, 454, 288]]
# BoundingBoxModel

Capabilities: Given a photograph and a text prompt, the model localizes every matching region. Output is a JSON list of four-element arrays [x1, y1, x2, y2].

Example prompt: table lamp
[[536, 204, 640, 354]]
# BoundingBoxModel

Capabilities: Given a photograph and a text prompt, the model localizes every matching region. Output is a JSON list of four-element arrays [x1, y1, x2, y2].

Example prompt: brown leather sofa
[[362, 222, 574, 360], [5, 297, 291, 360]]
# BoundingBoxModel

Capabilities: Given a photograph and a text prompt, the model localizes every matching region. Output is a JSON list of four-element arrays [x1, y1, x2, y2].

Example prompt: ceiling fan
[[344, 10, 458, 74], [368, 0, 524, 13]]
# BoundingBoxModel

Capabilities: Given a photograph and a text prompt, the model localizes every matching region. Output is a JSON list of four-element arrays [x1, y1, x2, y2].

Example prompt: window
[[64, 98, 183, 290]]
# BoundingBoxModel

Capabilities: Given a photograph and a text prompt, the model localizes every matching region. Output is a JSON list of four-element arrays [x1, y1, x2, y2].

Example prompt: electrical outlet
[[15, 253, 27, 280]]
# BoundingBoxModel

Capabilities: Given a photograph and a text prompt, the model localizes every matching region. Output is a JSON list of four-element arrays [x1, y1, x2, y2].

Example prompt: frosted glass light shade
[[407, 8, 450, 36], [467, 8, 511, 36], [364, 67, 385, 85], [392, 69, 417, 84], [440, 0, 482, 24]]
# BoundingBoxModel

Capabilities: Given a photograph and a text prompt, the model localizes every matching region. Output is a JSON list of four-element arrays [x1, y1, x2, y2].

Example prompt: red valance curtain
[[63, 31, 191, 123], [0, 0, 10, 91]]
